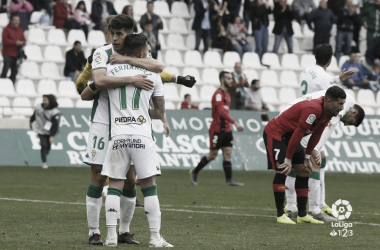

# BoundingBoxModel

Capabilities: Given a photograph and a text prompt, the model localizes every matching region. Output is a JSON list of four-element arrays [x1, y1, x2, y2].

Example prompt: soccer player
[[264, 86, 346, 224], [102, 33, 172, 247], [284, 89, 365, 221], [190, 71, 244, 186]]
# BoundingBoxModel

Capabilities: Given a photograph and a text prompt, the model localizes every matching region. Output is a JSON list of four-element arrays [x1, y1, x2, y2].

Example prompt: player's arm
[[150, 96, 165, 119], [160, 70, 196, 88], [305, 121, 329, 156], [215, 104, 244, 131], [110, 54, 163, 73], [161, 115, 171, 137], [76, 59, 92, 93], [81, 83, 97, 101]]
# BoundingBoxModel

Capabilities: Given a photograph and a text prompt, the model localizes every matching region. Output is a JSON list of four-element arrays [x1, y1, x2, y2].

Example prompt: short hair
[[219, 71, 231, 81], [251, 79, 259, 86], [106, 15, 116, 26], [43, 94, 58, 109], [10, 14, 19, 21], [147, 1, 154, 6], [315, 44, 333, 65], [184, 94, 190, 99], [74, 40, 81, 46], [108, 14, 135, 33], [353, 104, 365, 127], [325, 86, 346, 101], [124, 33, 148, 57], [144, 20, 153, 26]]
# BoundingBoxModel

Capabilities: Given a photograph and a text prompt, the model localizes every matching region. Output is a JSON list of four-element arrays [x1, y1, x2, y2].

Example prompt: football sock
[[308, 171, 321, 214], [223, 161, 232, 181], [193, 156, 209, 174], [119, 189, 136, 235], [273, 173, 286, 217], [105, 188, 122, 239], [295, 176, 309, 217], [142, 185, 161, 240], [285, 170, 297, 212], [320, 157, 327, 208], [86, 184, 103, 236]]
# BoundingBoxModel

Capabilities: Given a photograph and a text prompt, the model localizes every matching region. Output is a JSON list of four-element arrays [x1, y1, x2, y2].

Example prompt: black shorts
[[209, 130, 233, 150], [263, 131, 305, 171]]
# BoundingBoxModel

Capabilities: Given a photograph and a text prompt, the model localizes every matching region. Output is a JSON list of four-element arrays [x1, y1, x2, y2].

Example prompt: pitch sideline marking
[[0, 197, 379, 227]]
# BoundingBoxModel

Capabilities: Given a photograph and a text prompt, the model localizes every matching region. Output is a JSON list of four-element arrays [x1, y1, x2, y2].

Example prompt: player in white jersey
[[101, 34, 173, 247], [299, 44, 354, 97], [284, 89, 365, 222]]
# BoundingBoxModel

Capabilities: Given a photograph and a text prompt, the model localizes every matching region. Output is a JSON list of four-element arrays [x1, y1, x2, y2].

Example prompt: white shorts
[[101, 134, 161, 180], [83, 122, 109, 165]]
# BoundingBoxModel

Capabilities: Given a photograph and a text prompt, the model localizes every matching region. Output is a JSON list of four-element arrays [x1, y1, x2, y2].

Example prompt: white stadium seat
[[199, 85, 217, 102], [261, 87, 280, 105], [0, 78, 17, 97], [377, 108, 380, 115], [222, 51, 241, 68], [154, 1, 171, 18], [30, 11, 44, 24], [260, 69, 280, 87], [28, 28, 48, 45], [0, 13, 9, 27], [377, 91, 380, 105], [133, 1, 146, 16], [180, 85, 200, 102], [171, 2, 191, 18], [302, 25, 314, 38], [243, 69, 259, 83], [164, 66, 180, 78], [362, 106, 375, 115], [357, 89, 377, 107], [280, 70, 299, 87], [76, 99, 93, 108], [186, 34, 203, 51], [165, 101, 176, 110], [0, 96, 13, 116], [34, 97, 42, 107], [202, 68, 220, 86], [164, 50, 184, 66], [302, 38, 314, 51], [44, 45, 65, 63], [15, 79, 39, 97], [262, 53, 282, 70], [47, 29, 68, 46], [169, 17, 189, 34], [57, 97, 74, 108], [166, 33, 188, 50], [292, 21, 303, 38], [344, 88, 356, 102], [281, 53, 301, 70], [198, 102, 211, 110], [87, 30, 106, 47], [204, 51, 223, 68], [160, 17, 170, 34], [58, 80, 79, 98], [279, 87, 297, 104], [158, 33, 167, 49], [13, 97, 33, 116], [300, 54, 316, 69], [328, 56, 340, 72], [41, 62, 65, 80], [339, 55, 349, 68], [20, 61, 41, 79], [24, 45, 44, 62], [242, 52, 266, 69], [114, 0, 130, 14], [38, 79, 58, 95], [182, 67, 202, 84], [0, 28, 2, 44], [163, 84, 181, 102], [184, 50, 204, 67], [68, 29, 87, 46]]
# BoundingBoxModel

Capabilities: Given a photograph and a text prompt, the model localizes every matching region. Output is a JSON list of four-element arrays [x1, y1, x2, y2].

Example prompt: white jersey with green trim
[[89, 44, 115, 125], [107, 63, 164, 139], [299, 65, 340, 97]]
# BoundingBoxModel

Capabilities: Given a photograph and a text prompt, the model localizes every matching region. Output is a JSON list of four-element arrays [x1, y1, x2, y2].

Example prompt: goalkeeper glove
[[177, 75, 196, 88]]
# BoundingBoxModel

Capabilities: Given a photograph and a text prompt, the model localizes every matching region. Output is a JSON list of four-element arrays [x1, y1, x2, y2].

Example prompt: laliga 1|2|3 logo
[[330, 199, 353, 237]]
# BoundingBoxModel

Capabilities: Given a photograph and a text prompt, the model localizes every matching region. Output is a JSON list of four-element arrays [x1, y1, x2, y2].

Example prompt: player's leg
[[307, 150, 323, 220], [38, 134, 49, 168], [221, 131, 243, 186], [319, 152, 335, 216], [284, 169, 297, 218], [118, 165, 140, 244]]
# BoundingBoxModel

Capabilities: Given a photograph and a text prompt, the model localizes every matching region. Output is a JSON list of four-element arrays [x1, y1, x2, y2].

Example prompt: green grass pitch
[[0, 167, 379, 249]]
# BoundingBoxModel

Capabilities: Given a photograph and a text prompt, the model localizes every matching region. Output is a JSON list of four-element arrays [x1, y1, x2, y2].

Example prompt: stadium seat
[[163, 83, 181, 102], [204, 51, 223, 68], [157, 51, 163, 62], [0, 96, 12, 116], [15, 79, 39, 97], [68, 29, 87, 46], [165, 101, 176, 110], [246, 35, 256, 51], [261, 87, 280, 105], [57, 97, 74, 107], [260, 69, 280, 87], [199, 85, 217, 102], [133, 1, 146, 16], [185, 34, 204, 51], [73, 0, 92, 14], [158, 33, 167, 49], [0, 13, 9, 27], [163, 66, 180, 78], [280, 70, 299, 87], [180, 85, 200, 102], [300, 54, 316, 69], [20, 61, 41, 79], [292, 21, 303, 38], [344, 88, 356, 102], [362, 106, 375, 115], [357, 89, 377, 107], [302, 37, 314, 51], [268, 20, 275, 37], [184, 50, 204, 67], [114, 0, 130, 14], [47, 29, 68, 46], [242, 69, 259, 83], [37, 79, 58, 95], [160, 17, 170, 34], [302, 25, 314, 38], [242, 52, 266, 69], [87, 30, 106, 47], [266, 103, 275, 111], [41, 62, 65, 80], [12, 97, 33, 116], [278, 104, 288, 113], [171, 2, 191, 18], [58, 80, 79, 98], [262, 53, 282, 70], [169, 17, 189, 34], [76, 99, 93, 108], [30, 11, 44, 24], [44, 45, 65, 63], [24, 45, 44, 62], [182, 67, 202, 84], [279, 87, 297, 104], [188, 18, 194, 32], [154, 1, 171, 18], [0, 28, 2, 44], [0, 78, 17, 97], [292, 38, 303, 54], [164, 50, 185, 66], [328, 56, 340, 72], [201, 68, 220, 86], [339, 55, 349, 68], [377, 91, 380, 105], [281, 53, 301, 70], [27, 28, 47, 45], [198, 102, 211, 110], [377, 108, 380, 115], [189, 3, 195, 17], [166, 33, 188, 50], [33, 97, 42, 107], [222, 51, 241, 68]]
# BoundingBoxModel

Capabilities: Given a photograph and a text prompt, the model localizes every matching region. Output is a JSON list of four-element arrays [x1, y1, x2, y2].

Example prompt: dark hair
[[147, 1, 154, 6], [43, 94, 58, 109], [219, 71, 231, 81], [353, 104, 365, 127], [325, 86, 346, 101], [74, 40, 81, 46], [184, 94, 190, 99], [106, 15, 116, 26], [124, 34, 148, 57], [10, 14, 20, 21], [122, 5, 133, 15], [315, 44, 333, 66], [144, 20, 153, 26], [75, 0, 87, 12], [108, 14, 135, 33], [251, 79, 259, 86]]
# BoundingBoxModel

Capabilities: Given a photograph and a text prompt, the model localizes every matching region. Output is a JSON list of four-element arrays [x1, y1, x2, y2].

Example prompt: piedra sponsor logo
[[115, 115, 146, 125]]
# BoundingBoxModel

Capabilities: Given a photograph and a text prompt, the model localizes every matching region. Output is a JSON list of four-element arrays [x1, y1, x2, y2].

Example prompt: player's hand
[[339, 69, 355, 81], [130, 75, 154, 91], [303, 158, 313, 172], [110, 54, 127, 65], [49, 136, 54, 145], [277, 158, 292, 175], [76, 80, 87, 91], [177, 75, 196, 88], [234, 122, 244, 131], [163, 122, 171, 137], [313, 150, 321, 165]]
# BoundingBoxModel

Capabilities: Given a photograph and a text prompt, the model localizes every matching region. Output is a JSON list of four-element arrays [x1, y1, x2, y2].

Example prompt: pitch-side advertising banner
[[1, 109, 379, 173]]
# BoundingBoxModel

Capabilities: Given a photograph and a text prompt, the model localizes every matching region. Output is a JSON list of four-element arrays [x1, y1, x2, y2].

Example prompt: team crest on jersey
[[91, 150, 96, 160], [306, 114, 316, 125]]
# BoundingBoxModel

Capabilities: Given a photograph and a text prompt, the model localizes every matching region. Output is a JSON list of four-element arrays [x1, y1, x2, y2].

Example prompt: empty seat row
[[163, 83, 217, 103], [20, 61, 67, 80]]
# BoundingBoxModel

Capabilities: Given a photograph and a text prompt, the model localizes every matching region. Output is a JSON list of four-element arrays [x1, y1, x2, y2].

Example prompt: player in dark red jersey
[[263, 86, 346, 224], [190, 71, 244, 186]]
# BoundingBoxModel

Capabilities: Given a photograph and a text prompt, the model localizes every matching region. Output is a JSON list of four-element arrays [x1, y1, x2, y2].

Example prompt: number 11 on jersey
[[119, 87, 142, 110]]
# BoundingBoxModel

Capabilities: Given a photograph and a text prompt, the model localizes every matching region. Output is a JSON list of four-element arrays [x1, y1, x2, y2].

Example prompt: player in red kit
[[263, 86, 346, 224], [190, 71, 244, 186]]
